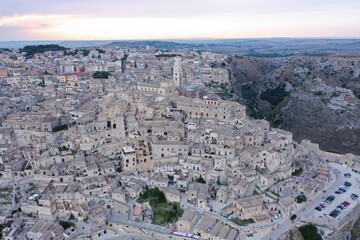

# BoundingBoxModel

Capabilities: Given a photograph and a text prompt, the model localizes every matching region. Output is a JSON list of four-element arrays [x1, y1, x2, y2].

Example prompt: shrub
[[260, 84, 289, 105], [93, 71, 110, 79], [53, 124, 68, 132], [331, 92, 340, 97], [314, 91, 326, 97], [155, 54, 180, 58], [196, 175, 206, 184], [292, 167, 303, 176], [137, 188, 183, 225], [296, 195, 307, 204], [59, 221, 75, 230], [231, 218, 255, 226], [299, 224, 322, 240], [20, 44, 66, 58]]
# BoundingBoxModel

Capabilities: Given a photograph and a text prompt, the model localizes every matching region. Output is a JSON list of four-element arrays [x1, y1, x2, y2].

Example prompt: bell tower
[[173, 56, 182, 87]]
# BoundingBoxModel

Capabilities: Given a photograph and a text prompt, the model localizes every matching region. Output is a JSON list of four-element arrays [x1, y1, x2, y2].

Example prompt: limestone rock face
[[230, 56, 360, 155]]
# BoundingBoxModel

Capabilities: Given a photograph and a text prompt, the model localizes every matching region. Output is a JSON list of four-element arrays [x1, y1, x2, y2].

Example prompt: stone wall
[[301, 139, 357, 165]]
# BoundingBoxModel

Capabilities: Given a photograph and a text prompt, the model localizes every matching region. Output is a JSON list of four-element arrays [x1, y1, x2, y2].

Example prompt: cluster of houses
[[0, 46, 335, 240]]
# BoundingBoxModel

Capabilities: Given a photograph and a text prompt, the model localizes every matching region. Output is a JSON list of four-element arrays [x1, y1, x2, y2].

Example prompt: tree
[[260, 83, 289, 106], [168, 175, 174, 183], [299, 224, 322, 240], [196, 175, 206, 184], [296, 195, 307, 204], [59, 221, 75, 230], [20, 44, 66, 58], [52, 124, 69, 132], [96, 48, 106, 54], [292, 167, 304, 176], [93, 71, 110, 79], [0, 224, 4, 238], [154, 54, 180, 58], [152, 187, 166, 203], [216, 176, 221, 185]]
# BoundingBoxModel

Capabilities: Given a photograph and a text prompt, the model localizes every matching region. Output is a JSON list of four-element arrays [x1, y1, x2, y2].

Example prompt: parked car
[[315, 206, 322, 211], [290, 215, 297, 221], [344, 173, 351, 178], [351, 194, 359, 200], [344, 182, 352, 187], [330, 210, 340, 218], [335, 190, 341, 194], [326, 196, 335, 203], [337, 205, 345, 210], [330, 211, 338, 216]]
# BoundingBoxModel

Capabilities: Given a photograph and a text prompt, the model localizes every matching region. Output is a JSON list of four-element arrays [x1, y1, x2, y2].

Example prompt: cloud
[[2, 0, 360, 18], [0, 15, 73, 40], [37, 23, 52, 28], [0, 25, 38, 40], [0, 1, 360, 40], [0, 15, 70, 28]]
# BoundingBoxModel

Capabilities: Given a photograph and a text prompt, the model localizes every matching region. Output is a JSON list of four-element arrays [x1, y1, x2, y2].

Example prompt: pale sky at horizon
[[0, 0, 360, 40]]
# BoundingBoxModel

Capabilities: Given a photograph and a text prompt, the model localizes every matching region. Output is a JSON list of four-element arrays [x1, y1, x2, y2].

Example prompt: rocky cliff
[[229, 56, 360, 155]]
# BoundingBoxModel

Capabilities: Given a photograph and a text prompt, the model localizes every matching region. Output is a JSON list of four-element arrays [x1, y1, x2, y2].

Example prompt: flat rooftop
[[122, 146, 135, 154]]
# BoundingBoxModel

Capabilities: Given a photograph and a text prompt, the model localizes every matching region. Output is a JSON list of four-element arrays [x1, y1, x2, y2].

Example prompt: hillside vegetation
[[229, 56, 360, 155], [20, 44, 66, 57]]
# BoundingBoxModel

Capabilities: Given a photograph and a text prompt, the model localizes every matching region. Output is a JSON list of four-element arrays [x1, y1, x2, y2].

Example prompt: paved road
[[105, 233, 168, 240], [0, 176, 34, 187], [261, 162, 350, 240]]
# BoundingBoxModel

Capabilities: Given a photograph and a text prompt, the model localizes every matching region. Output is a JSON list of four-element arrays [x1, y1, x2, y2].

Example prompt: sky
[[0, 0, 360, 40]]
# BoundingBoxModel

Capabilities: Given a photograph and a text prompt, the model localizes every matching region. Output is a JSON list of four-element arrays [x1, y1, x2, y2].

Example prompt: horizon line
[[1, 36, 360, 42]]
